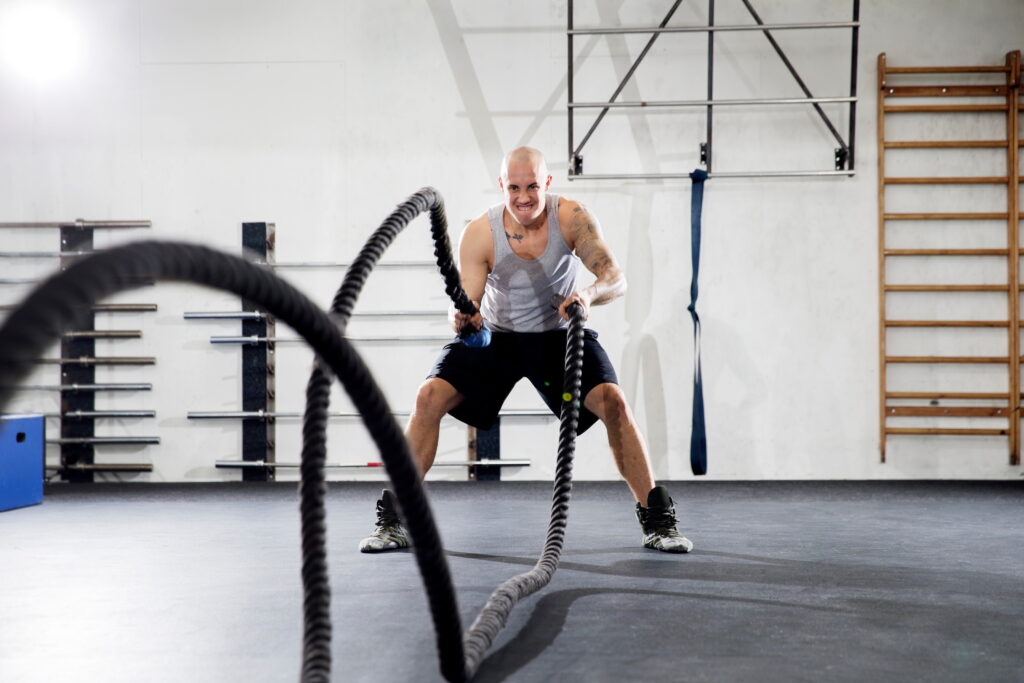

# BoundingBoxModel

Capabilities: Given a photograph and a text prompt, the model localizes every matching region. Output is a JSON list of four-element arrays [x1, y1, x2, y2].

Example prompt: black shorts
[[427, 328, 618, 435]]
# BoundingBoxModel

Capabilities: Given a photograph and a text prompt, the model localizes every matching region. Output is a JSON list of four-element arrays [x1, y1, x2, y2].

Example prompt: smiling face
[[499, 148, 552, 227]]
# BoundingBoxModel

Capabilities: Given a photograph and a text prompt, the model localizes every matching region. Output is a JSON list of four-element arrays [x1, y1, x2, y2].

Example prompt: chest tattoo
[[505, 231, 524, 242]]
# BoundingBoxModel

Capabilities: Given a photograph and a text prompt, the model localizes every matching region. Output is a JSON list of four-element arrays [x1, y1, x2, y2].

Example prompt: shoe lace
[[643, 504, 678, 533], [376, 500, 402, 528]]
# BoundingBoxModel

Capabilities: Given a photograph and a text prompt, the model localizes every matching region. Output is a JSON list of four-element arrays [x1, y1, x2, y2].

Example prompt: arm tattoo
[[589, 254, 612, 275], [571, 207, 596, 240]]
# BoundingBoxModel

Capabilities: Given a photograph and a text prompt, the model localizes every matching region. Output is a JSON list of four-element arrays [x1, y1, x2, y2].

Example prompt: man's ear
[[498, 177, 505, 191], [545, 174, 552, 189]]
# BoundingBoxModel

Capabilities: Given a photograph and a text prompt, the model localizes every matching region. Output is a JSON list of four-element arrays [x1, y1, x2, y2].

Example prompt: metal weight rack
[[0, 220, 159, 480], [185, 223, 548, 480]]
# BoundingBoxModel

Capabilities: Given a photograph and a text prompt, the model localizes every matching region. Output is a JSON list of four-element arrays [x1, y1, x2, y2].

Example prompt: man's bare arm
[[452, 217, 491, 332], [558, 202, 627, 319]]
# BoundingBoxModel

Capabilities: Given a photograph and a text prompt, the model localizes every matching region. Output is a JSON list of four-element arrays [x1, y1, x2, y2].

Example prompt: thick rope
[[461, 303, 584, 679], [304, 188, 469, 682], [298, 366, 332, 682], [0, 241, 416, 682], [311, 187, 584, 681], [0, 187, 585, 683]]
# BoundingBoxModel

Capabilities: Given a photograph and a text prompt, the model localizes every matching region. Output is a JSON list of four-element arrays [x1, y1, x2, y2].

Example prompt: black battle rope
[[0, 194, 585, 682], [461, 303, 583, 678], [301, 188, 471, 682], [307, 187, 584, 681], [0, 241, 419, 682]]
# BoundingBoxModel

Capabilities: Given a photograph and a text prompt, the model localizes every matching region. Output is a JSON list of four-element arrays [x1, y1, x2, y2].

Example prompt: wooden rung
[[883, 104, 1007, 113], [883, 213, 1008, 220], [884, 140, 1008, 149], [885, 320, 1008, 327], [883, 248, 1007, 256], [886, 428, 1007, 436], [885, 406, 1008, 417], [885, 65, 1009, 74], [881, 85, 1008, 97], [885, 356, 1008, 364], [884, 176, 1007, 184], [886, 392, 1008, 400], [885, 284, 1006, 292]]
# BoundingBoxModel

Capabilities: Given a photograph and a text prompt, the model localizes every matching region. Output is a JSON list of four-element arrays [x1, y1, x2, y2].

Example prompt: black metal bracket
[[835, 147, 849, 170], [240, 222, 277, 482], [59, 225, 95, 482], [572, 154, 584, 176], [474, 420, 502, 481], [700, 142, 709, 166]]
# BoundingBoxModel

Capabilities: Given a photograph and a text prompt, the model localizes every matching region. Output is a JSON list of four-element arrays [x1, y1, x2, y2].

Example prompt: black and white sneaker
[[636, 486, 693, 553], [358, 489, 410, 553]]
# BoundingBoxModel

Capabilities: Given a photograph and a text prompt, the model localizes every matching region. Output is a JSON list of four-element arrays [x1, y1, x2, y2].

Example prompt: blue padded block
[[0, 414, 45, 512]]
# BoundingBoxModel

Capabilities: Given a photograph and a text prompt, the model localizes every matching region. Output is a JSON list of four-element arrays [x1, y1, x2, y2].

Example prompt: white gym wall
[[0, 0, 1021, 482]]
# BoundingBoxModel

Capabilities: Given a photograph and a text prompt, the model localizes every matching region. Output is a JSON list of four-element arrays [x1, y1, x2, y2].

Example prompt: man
[[360, 147, 692, 554]]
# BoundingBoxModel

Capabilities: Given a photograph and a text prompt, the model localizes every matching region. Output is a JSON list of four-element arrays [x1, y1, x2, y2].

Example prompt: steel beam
[[0, 220, 150, 229], [49, 436, 160, 445], [60, 410, 156, 419], [17, 383, 152, 392], [570, 96, 855, 108], [572, 170, 856, 180], [568, 21, 859, 35]]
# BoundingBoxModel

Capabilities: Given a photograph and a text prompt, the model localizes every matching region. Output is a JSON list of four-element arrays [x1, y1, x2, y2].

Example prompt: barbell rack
[[0, 216, 156, 480]]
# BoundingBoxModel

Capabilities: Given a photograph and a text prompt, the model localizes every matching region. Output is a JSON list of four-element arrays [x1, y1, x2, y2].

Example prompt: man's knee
[[413, 378, 462, 419], [585, 383, 631, 424]]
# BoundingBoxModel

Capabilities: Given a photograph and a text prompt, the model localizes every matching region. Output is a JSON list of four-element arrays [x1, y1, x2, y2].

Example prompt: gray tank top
[[480, 194, 580, 332]]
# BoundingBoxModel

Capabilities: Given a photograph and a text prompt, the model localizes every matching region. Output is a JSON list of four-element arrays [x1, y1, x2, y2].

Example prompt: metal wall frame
[[567, 0, 860, 180]]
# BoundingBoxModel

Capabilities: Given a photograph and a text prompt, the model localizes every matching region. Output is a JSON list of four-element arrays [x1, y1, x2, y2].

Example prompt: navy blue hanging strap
[[688, 169, 708, 476]]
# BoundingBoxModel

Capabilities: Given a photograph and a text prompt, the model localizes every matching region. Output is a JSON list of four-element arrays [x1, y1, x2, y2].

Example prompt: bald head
[[498, 147, 552, 227], [499, 146, 548, 181]]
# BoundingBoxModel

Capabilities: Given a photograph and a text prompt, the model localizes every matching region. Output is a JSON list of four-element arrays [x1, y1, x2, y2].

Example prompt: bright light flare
[[0, 4, 84, 85]]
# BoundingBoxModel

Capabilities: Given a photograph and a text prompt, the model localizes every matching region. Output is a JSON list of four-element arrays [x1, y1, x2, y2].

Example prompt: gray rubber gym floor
[[1, 480, 1022, 682]]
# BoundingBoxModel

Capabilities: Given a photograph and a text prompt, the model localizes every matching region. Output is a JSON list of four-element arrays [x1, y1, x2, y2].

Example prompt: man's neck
[[506, 208, 547, 232]]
